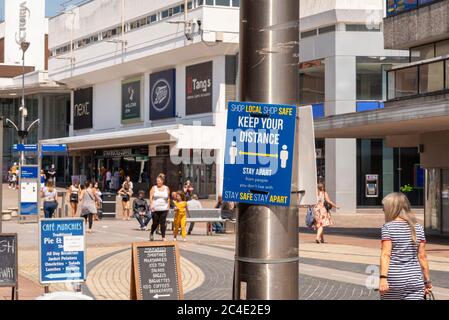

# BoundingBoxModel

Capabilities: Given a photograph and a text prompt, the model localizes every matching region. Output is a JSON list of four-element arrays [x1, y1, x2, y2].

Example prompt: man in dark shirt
[[48, 164, 56, 183], [133, 190, 151, 231]]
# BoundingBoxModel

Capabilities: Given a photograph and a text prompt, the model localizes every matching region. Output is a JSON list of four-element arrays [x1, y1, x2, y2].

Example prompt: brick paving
[[2, 184, 449, 300]]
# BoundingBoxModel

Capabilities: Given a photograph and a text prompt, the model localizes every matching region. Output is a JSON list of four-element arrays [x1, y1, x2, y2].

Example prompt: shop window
[[299, 60, 325, 106], [410, 43, 435, 62], [436, 39, 449, 57], [232, 0, 240, 7], [357, 62, 383, 101], [419, 61, 444, 94], [395, 66, 418, 98], [206, 0, 214, 5], [216, 0, 231, 6]]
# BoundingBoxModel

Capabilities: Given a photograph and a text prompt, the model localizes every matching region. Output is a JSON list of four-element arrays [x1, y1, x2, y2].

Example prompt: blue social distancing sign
[[39, 219, 86, 284], [223, 101, 297, 207]]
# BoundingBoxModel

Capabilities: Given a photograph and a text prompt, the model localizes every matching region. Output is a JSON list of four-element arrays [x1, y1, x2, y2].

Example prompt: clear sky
[[0, 0, 84, 21]]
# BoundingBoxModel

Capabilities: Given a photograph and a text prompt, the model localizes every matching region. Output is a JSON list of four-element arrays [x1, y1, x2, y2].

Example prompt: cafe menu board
[[130, 242, 183, 300], [0, 234, 18, 290]]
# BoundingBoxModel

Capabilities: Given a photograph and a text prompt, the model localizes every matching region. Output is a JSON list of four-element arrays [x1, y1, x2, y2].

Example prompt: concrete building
[[301, 0, 416, 212], [316, 0, 449, 236], [0, 0, 70, 178], [43, 0, 240, 195]]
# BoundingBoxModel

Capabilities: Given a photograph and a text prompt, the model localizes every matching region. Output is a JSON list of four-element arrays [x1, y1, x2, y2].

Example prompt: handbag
[[324, 200, 332, 212], [425, 291, 436, 300]]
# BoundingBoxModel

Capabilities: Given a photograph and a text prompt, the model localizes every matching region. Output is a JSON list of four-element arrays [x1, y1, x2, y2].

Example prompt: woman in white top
[[42, 181, 58, 218], [67, 181, 80, 217], [79, 181, 101, 233], [149, 173, 170, 241]]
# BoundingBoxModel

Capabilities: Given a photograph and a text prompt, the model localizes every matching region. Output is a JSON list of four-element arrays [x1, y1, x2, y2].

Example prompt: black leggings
[[151, 211, 168, 238], [84, 213, 93, 230]]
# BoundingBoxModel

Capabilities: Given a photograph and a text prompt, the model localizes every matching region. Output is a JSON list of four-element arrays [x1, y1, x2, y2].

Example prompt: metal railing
[[387, 57, 449, 100], [386, 0, 444, 17]]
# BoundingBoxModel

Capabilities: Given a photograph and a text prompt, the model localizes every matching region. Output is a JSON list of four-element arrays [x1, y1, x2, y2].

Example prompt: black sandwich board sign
[[0, 233, 18, 300], [130, 242, 183, 300]]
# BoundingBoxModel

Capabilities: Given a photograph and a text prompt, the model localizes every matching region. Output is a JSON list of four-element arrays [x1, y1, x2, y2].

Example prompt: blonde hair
[[382, 193, 417, 243]]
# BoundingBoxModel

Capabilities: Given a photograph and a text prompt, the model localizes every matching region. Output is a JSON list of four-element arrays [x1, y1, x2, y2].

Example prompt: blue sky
[[0, 0, 82, 21]]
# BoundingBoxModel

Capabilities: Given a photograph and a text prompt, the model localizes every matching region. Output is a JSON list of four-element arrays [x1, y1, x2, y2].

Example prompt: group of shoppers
[[41, 180, 102, 233], [310, 183, 432, 300]]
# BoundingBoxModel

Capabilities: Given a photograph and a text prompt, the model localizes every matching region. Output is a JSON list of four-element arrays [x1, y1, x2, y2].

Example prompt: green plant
[[400, 184, 414, 193]]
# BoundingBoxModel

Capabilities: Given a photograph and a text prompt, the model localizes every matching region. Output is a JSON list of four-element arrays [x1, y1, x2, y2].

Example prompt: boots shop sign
[[186, 61, 213, 115], [74, 87, 93, 130]]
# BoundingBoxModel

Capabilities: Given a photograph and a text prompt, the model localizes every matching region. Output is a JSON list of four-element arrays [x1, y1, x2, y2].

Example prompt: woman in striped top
[[379, 193, 432, 300]]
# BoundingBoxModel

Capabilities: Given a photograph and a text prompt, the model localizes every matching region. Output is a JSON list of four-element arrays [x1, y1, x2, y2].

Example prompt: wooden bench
[[8, 207, 19, 217], [2, 210, 12, 221], [166, 209, 227, 235]]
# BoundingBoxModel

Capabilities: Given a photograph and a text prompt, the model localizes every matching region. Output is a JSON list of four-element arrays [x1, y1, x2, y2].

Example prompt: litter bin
[[102, 192, 117, 218]]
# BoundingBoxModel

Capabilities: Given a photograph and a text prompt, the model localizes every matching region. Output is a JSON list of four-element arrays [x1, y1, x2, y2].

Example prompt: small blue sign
[[20, 166, 39, 179], [13, 144, 38, 152], [223, 101, 297, 207], [41, 144, 68, 153], [20, 203, 39, 216], [39, 219, 85, 284]]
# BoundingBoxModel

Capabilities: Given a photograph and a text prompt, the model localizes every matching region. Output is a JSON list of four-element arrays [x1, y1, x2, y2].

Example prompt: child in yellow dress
[[173, 191, 189, 242]]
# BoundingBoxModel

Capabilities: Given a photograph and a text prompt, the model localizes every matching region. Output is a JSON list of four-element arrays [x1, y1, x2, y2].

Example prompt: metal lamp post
[[18, 41, 31, 165], [233, 0, 300, 300]]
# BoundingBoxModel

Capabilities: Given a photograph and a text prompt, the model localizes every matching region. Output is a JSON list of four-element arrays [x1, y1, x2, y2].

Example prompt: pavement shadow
[[299, 227, 449, 245]]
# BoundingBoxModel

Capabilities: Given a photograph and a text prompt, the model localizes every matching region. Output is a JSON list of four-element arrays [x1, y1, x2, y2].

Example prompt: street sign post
[[13, 144, 38, 153], [223, 101, 297, 207], [39, 218, 86, 285], [18, 165, 40, 224]]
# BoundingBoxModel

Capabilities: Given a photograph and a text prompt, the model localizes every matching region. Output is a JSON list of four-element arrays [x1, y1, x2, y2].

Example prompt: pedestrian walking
[[105, 169, 112, 191], [93, 182, 103, 221], [123, 176, 134, 195], [40, 170, 47, 189], [118, 182, 132, 221], [187, 194, 202, 235], [173, 191, 189, 242], [379, 192, 432, 300], [48, 164, 56, 183], [183, 180, 194, 201], [67, 181, 81, 217], [149, 173, 170, 241], [133, 190, 151, 231], [313, 183, 339, 244], [10, 163, 19, 189], [79, 181, 101, 234], [41, 181, 58, 218]]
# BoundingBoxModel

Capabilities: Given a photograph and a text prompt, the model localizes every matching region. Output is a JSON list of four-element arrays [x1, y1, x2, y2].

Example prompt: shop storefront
[[425, 169, 449, 236]]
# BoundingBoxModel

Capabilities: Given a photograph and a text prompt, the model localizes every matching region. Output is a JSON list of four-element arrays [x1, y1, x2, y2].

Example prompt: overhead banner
[[122, 77, 142, 123], [222, 101, 297, 207], [150, 69, 176, 120], [186, 61, 213, 115], [73, 87, 93, 130]]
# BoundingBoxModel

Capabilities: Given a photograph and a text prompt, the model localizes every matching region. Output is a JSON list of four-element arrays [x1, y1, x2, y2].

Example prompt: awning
[[40, 124, 182, 151]]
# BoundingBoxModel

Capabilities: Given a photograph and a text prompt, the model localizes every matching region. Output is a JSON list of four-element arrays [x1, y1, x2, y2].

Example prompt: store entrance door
[[183, 163, 216, 199]]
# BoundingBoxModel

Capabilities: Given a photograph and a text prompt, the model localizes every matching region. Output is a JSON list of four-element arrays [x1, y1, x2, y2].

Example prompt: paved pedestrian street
[[2, 215, 449, 300]]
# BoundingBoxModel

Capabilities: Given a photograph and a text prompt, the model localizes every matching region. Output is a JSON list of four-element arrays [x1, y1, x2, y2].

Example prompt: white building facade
[[45, 0, 240, 196]]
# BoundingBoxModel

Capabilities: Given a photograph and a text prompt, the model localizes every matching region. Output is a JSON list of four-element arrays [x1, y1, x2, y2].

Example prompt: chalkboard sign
[[130, 242, 183, 300], [0, 233, 18, 300]]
